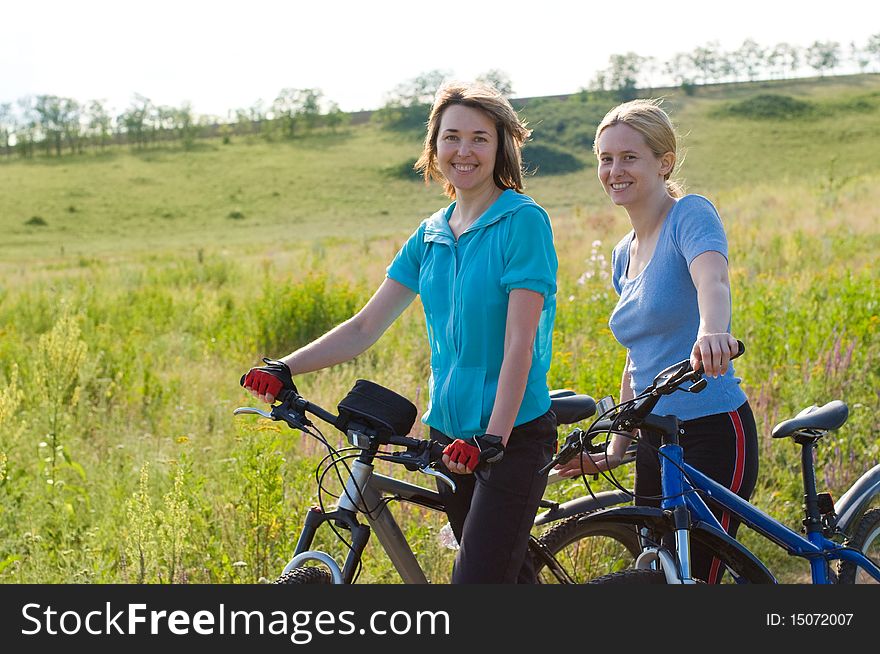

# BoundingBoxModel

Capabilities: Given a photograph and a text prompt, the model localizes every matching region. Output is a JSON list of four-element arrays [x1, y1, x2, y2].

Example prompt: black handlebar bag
[[336, 379, 418, 438]]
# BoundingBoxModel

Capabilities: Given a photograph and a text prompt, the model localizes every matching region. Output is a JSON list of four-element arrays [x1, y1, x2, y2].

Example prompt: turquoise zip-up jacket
[[387, 190, 557, 439]]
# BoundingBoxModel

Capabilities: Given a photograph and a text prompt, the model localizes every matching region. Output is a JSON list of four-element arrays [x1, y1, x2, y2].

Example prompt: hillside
[[3, 74, 879, 266]]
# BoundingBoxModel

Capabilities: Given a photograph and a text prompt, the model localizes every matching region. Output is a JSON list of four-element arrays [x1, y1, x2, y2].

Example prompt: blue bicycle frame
[[660, 440, 880, 584]]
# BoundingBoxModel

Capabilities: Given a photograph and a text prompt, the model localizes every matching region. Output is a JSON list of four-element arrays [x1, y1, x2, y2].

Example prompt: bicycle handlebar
[[235, 386, 449, 478], [540, 340, 745, 474]]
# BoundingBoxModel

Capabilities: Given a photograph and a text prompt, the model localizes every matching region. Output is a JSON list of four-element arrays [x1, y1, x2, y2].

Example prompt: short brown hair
[[593, 98, 684, 198], [415, 81, 531, 199]]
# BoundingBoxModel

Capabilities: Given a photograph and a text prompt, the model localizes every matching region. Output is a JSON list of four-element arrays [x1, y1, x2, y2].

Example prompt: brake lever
[[419, 465, 457, 493], [375, 450, 458, 492], [233, 406, 274, 419], [234, 402, 313, 432]]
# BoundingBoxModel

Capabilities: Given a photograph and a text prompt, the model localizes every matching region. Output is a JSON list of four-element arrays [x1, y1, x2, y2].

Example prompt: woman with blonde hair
[[556, 99, 758, 584], [243, 81, 558, 583]]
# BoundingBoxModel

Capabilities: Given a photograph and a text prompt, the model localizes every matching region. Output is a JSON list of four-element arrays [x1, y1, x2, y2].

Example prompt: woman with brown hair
[[243, 81, 558, 583]]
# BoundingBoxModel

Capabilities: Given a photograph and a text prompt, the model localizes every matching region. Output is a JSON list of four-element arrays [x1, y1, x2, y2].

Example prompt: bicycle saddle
[[771, 400, 849, 439], [550, 392, 597, 426]]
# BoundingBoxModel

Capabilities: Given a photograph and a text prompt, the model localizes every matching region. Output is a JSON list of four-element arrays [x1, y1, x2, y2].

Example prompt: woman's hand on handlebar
[[442, 451, 476, 475], [442, 434, 505, 475], [240, 358, 295, 404], [554, 450, 623, 479], [690, 332, 739, 378]]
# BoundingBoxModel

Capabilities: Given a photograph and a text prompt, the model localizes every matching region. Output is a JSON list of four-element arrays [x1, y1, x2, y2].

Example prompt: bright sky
[[2, 0, 876, 117]]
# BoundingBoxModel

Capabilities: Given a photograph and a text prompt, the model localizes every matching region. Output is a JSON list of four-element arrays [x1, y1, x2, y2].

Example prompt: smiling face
[[596, 122, 674, 208], [436, 103, 499, 197]]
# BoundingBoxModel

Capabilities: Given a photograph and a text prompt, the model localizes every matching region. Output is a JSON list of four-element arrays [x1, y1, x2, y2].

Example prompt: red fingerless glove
[[443, 439, 481, 472], [243, 369, 284, 398], [240, 358, 295, 401]]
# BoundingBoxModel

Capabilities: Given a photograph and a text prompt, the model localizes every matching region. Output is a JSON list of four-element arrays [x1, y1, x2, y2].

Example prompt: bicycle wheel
[[531, 514, 641, 584], [275, 565, 333, 584], [838, 507, 880, 584]]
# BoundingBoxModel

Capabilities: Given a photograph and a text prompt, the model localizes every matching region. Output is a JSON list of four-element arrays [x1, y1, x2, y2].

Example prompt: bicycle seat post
[[798, 439, 824, 538]]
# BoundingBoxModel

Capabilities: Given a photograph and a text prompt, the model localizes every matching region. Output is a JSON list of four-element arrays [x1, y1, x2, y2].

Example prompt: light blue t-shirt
[[608, 194, 747, 420], [387, 189, 557, 439]]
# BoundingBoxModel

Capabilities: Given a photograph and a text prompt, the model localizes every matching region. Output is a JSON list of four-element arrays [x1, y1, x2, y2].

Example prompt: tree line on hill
[[0, 88, 349, 159], [1, 34, 878, 160], [590, 36, 880, 98]]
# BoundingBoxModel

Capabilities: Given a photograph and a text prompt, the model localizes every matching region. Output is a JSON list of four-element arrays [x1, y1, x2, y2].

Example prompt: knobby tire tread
[[532, 513, 641, 583], [838, 507, 880, 584], [275, 566, 334, 584]]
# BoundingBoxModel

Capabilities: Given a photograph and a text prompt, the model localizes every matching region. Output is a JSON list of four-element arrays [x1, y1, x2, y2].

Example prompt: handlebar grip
[[694, 339, 745, 375]]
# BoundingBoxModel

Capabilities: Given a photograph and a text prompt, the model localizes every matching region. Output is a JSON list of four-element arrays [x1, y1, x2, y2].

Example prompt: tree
[[476, 69, 514, 96], [234, 100, 265, 136], [271, 88, 302, 139], [866, 33, 880, 71], [663, 52, 697, 88], [15, 96, 37, 158], [34, 95, 80, 156], [386, 69, 450, 106], [608, 52, 647, 99], [174, 103, 199, 149], [717, 50, 739, 83], [375, 69, 451, 131], [156, 105, 177, 138], [806, 41, 841, 76], [849, 42, 871, 73], [734, 39, 766, 81], [0, 103, 13, 157], [60, 98, 83, 154], [589, 53, 648, 100], [690, 42, 723, 83], [119, 94, 152, 148], [767, 42, 800, 79], [298, 88, 324, 132], [324, 101, 349, 132], [86, 100, 113, 151], [588, 68, 608, 93]]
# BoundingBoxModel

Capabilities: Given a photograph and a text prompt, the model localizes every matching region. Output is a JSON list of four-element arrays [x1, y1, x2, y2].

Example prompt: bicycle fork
[[635, 416, 698, 584], [285, 458, 431, 583]]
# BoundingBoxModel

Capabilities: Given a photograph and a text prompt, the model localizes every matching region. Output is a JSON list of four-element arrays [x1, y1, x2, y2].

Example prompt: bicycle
[[233, 376, 639, 584], [541, 341, 880, 584]]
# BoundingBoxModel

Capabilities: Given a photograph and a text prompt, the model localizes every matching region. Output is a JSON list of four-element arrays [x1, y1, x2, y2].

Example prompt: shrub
[[373, 104, 429, 133], [384, 157, 422, 181], [523, 143, 586, 175], [252, 274, 364, 355], [723, 94, 815, 120]]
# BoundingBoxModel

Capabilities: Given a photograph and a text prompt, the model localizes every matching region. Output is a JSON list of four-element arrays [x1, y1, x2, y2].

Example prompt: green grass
[[1, 74, 879, 584]]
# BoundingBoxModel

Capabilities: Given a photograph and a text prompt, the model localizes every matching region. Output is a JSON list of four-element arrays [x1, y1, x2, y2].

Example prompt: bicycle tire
[[588, 569, 668, 584], [274, 566, 334, 584], [532, 514, 642, 584], [838, 507, 880, 584]]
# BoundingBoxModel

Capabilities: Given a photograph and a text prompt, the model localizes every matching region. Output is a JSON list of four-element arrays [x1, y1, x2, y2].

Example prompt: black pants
[[635, 401, 759, 583], [433, 410, 557, 584]]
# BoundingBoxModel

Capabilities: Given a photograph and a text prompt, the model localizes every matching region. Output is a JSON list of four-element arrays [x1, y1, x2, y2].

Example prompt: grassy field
[[1, 74, 878, 583]]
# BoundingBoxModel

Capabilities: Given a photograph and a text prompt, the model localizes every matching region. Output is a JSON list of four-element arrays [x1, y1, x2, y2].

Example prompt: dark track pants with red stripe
[[432, 410, 558, 583], [634, 401, 759, 584]]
